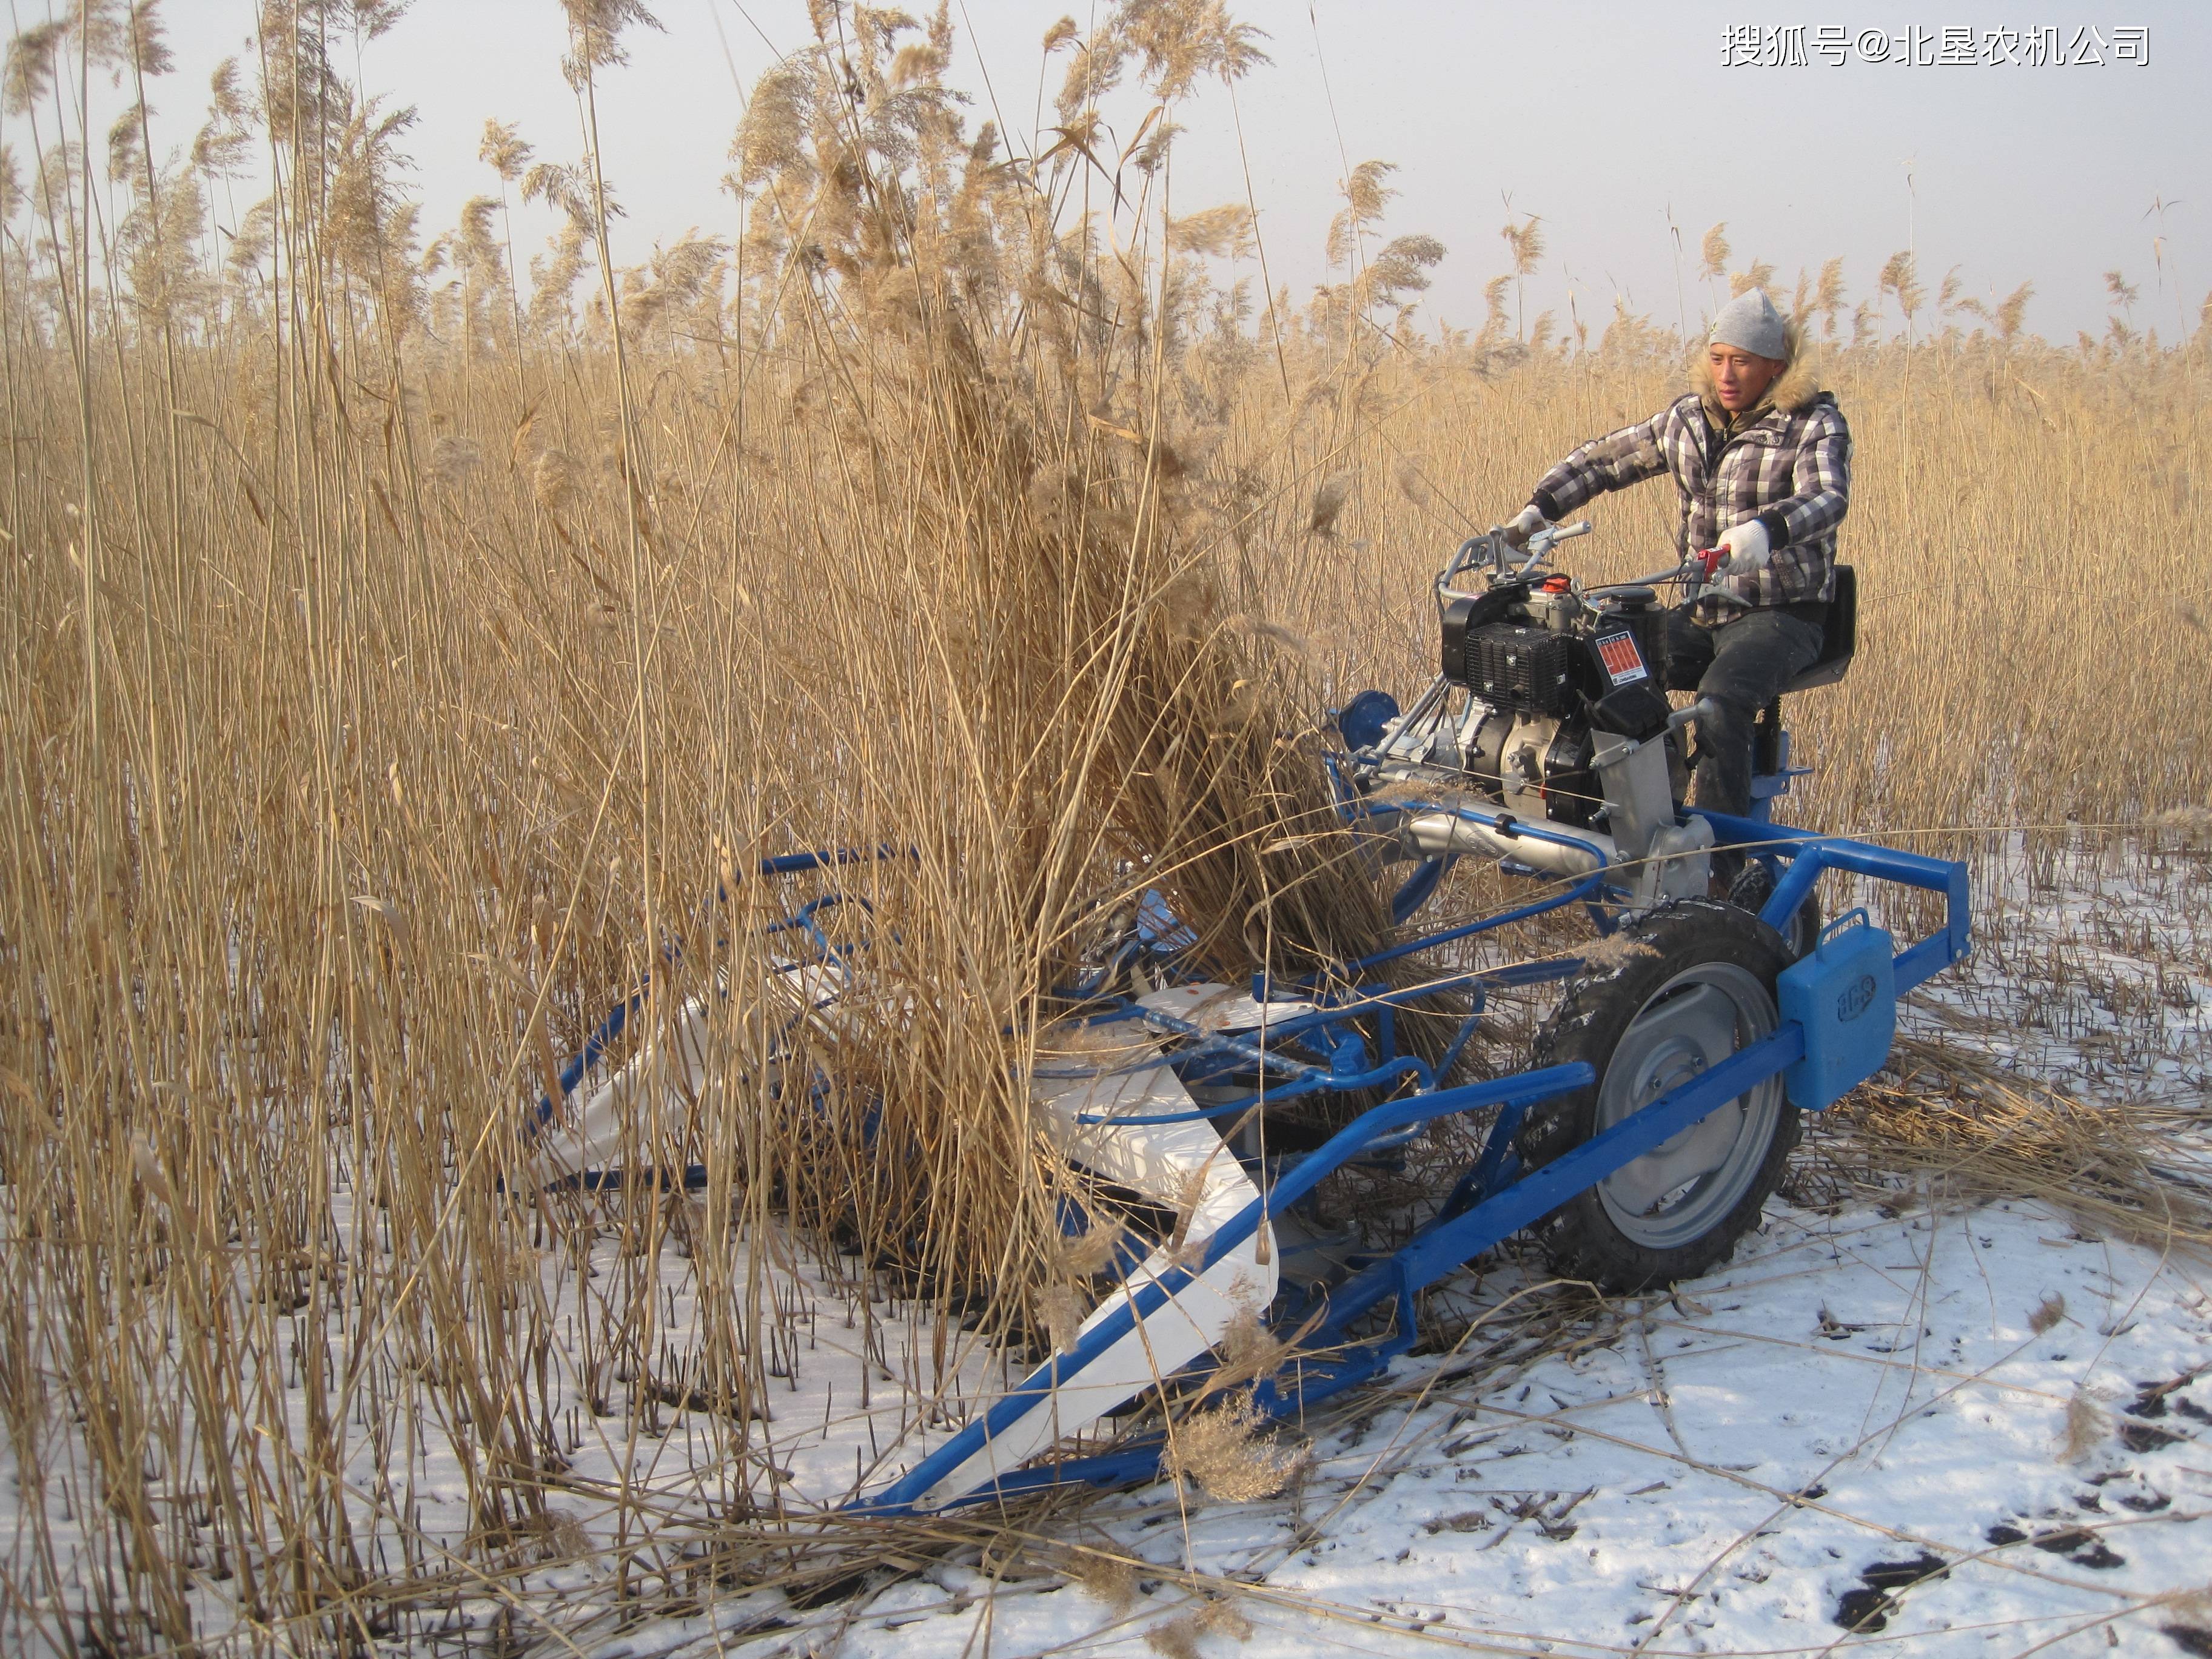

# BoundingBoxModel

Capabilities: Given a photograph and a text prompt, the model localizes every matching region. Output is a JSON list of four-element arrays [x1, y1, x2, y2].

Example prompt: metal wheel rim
[[1594, 960, 1783, 1251]]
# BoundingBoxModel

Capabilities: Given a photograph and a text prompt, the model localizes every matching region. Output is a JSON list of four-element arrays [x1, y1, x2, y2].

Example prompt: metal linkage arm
[[1690, 811, 1972, 991], [857, 1062, 1595, 1516]]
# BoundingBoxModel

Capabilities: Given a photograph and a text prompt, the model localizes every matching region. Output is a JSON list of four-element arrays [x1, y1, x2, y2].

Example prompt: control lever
[[1666, 696, 1721, 737]]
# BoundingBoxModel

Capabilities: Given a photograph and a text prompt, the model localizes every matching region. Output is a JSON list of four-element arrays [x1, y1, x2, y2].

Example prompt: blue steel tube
[[859, 1062, 1597, 1515], [1691, 811, 1972, 991], [867, 1022, 1811, 1514], [1314, 1022, 1808, 1338]]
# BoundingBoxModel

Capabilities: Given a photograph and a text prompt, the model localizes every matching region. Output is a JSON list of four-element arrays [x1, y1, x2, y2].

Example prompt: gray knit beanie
[[1709, 289, 1788, 360]]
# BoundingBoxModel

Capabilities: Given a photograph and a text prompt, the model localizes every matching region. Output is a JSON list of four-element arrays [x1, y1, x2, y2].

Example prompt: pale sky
[[14, 0, 2209, 343]]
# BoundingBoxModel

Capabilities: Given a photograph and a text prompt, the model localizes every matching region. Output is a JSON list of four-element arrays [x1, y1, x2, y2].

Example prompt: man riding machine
[[1503, 287, 1853, 905]]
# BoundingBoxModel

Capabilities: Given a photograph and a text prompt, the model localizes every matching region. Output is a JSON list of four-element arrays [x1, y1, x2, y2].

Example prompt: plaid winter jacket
[[1527, 357, 1851, 618]]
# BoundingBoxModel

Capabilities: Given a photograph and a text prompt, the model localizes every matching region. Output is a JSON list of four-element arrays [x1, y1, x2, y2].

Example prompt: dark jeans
[[1662, 606, 1823, 874]]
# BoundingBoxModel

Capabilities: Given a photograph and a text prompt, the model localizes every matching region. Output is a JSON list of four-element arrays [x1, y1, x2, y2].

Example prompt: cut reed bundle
[[1825, 1038, 2212, 1256]]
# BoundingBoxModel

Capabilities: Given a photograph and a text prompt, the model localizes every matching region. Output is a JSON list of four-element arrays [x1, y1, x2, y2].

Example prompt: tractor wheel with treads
[[1729, 857, 1822, 962], [1518, 900, 1799, 1292]]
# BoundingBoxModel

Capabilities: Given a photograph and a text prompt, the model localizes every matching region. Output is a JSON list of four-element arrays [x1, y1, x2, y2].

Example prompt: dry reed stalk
[[1824, 1038, 2212, 1255]]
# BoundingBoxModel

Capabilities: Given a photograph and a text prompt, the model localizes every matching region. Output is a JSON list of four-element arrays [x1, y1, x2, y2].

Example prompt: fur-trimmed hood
[[1690, 323, 1826, 421]]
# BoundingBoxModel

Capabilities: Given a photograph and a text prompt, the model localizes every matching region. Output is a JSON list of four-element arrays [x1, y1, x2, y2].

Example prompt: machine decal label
[[1596, 632, 1649, 686], [1837, 973, 1880, 1022]]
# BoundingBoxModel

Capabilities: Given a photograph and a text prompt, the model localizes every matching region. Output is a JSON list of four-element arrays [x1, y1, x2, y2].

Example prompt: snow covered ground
[[600, 838, 2212, 1659], [3, 840, 2205, 1657], [762, 1198, 2212, 1659]]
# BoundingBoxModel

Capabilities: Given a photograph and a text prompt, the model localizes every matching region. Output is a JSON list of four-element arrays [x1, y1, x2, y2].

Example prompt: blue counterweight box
[[1777, 908, 1896, 1110]]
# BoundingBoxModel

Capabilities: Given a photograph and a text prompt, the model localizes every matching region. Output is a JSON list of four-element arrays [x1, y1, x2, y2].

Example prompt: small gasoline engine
[[1437, 566, 1678, 828], [1342, 523, 1725, 911]]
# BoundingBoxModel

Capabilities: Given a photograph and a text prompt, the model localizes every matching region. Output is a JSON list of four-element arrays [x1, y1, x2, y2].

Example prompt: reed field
[[1, 2, 2209, 1652]]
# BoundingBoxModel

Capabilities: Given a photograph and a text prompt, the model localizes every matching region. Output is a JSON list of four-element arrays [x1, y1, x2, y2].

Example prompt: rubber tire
[[1729, 858, 1821, 961], [1519, 900, 1800, 1293]]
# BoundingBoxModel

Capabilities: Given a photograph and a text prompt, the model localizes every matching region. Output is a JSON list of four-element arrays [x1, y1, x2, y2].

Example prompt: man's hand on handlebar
[[1715, 518, 1771, 575], [1500, 504, 1547, 549]]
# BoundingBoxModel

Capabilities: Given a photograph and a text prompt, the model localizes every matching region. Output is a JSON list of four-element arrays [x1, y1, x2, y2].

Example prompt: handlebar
[[1523, 520, 1592, 562], [1501, 520, 1594, 581], [1441, 524, 1724, 604], [1438, 520, 1594, 597], [1584, 548, 1726, 598]]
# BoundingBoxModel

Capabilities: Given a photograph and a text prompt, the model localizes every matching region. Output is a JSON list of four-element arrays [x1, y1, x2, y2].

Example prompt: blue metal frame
[[526, 846, 907, 1179], [853, 802, 1971, 1515], [532, 778, 1972, 1513]]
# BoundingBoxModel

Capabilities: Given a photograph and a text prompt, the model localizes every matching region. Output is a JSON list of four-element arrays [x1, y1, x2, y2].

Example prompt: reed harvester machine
[[525, 524, 1968, 1514]]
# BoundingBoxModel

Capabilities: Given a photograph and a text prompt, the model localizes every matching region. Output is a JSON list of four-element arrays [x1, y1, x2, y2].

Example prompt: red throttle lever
[[1695, 546, 1727, 580]]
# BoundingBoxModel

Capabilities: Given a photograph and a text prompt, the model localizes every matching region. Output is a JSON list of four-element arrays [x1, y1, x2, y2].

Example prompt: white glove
[[1717, 518, 1771, 575], [1501, 504, 1547, 549]]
